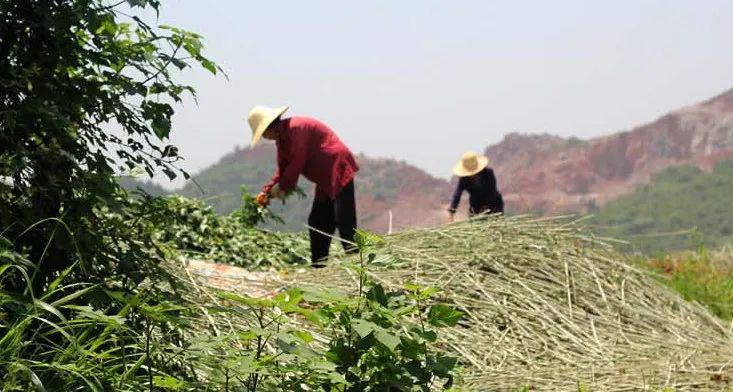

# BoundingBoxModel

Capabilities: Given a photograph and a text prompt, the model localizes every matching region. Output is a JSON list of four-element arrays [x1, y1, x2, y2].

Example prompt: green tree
[[0, 0, 220, 287]]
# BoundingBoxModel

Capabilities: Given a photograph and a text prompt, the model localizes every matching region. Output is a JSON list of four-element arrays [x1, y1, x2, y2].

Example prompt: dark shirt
[[449, 167, 504, 215]]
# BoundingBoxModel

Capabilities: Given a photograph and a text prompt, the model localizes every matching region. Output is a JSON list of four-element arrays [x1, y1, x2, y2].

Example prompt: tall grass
[[1, 261, 140, 390], [641, 246, 733, 320], [0, 230, 198, 391]]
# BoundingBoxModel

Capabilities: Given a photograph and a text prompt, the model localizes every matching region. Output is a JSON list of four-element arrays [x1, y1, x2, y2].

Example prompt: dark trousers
[[469, 193, 505, 216], [308, 180, 358, 263]]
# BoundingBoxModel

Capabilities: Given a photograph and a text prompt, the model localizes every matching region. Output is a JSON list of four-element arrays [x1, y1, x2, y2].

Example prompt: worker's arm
[[485, 168, 497, 191], [277, 128, 310, 194], [262, 144, 283, 195], [262, 169, 280, 195], [447, 178, 464, 222]]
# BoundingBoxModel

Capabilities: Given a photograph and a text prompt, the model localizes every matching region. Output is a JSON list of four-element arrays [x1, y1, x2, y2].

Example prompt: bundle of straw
[[287, 215, 733, 390]]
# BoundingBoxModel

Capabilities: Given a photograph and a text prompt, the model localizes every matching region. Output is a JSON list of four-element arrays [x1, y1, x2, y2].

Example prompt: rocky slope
[[487, 88, 733, 214]]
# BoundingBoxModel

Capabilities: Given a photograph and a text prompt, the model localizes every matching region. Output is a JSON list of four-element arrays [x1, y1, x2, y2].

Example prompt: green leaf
[[404, 360, 429, 383], [366, 284, 389, 306], [301, 287, 349, 304], [327, 372, 348, 386], [400, 338, 424, 359], [111, 59, 126, 73], [238, 330, 258, 341], [171, 57, 189, 70], [369, 253, 400, 266], [352, 319, 377, 338], [153, 375, 186, 390], [427, 354, 459, 377], [420, 329, 438, 342], [65, 305, 125, 326], [230, 354, 256, 374], [374, 330, 400, 352], [354, 229, 384, 250], [141, 101, 174, 139], [152, 116, 172, 139], [292, 330, 314, 343], [273, 288, 304, 312], [427, 304, 463, 327], [33, 299, 67, 322], [201, 59, 217, 75], [311, 308, 334, 325], [420, 287, 439, 300]]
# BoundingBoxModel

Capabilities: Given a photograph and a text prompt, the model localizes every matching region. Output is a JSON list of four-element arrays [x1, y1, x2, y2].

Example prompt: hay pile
[[287, 215, 733, 390]]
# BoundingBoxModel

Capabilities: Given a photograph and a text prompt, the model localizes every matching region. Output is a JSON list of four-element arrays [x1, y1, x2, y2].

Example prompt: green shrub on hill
[[591, 159, 733, 254]]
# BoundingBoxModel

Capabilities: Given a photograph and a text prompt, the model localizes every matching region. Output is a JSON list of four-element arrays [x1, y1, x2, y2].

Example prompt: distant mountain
[[589, 159, 733, 254], [486, 88, 733, 214], [176, 144, 453, 232]]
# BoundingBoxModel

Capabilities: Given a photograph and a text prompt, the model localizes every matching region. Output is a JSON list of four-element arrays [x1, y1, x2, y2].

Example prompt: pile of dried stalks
[[283, 215, 733, 390]]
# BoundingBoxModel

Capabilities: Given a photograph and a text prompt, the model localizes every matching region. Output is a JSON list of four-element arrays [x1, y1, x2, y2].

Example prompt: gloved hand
[[255, 192, 270, 207]]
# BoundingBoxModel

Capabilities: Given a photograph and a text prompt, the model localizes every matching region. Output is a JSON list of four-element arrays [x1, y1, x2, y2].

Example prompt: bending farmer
[[248, 105, 359, 265], [448, 152, 504, 222]]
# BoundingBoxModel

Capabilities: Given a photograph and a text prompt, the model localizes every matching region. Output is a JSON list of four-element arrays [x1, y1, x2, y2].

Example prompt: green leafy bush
[[208, 289, 343, 391], [0, 0, 221, 288], [118, 189, 309, 269], [310, 230, 462, 391], [197, 230, 463, 391]]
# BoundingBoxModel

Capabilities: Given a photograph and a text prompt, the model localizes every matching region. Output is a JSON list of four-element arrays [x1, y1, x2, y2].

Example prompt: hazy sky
[[149, 0, 733, 187]]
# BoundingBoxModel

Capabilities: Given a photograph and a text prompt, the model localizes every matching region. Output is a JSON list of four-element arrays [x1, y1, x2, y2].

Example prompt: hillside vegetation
[[590, 159, 733, 254], [640, 246, 733, 320]]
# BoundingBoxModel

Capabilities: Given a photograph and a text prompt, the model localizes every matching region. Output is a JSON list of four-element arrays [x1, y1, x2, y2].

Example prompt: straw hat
[[247, 105, 289, 148], [453, 152, 489, 177]]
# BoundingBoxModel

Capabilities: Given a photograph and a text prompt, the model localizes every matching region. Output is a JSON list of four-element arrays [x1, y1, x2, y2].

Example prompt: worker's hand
[[447, 212, 455, 223], [269, 185, 287, 201], [255, 192, 270, 207]]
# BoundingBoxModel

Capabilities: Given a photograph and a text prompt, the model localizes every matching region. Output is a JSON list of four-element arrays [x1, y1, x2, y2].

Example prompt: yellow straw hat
[[453, 152, 489, 177], [247, 105, 289, 148]]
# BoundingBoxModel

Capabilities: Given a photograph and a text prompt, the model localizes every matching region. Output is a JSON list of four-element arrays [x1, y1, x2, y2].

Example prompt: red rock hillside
[[486, 88, 733, 214], [354, 155, 453, 232]]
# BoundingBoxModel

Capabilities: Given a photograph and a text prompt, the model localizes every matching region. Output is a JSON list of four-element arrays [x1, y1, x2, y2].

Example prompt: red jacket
[[262, 116, 358, 200]]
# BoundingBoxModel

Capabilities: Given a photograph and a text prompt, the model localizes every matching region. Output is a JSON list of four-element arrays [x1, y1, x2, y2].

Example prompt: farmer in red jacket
[[248, 105, 359, 266]]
